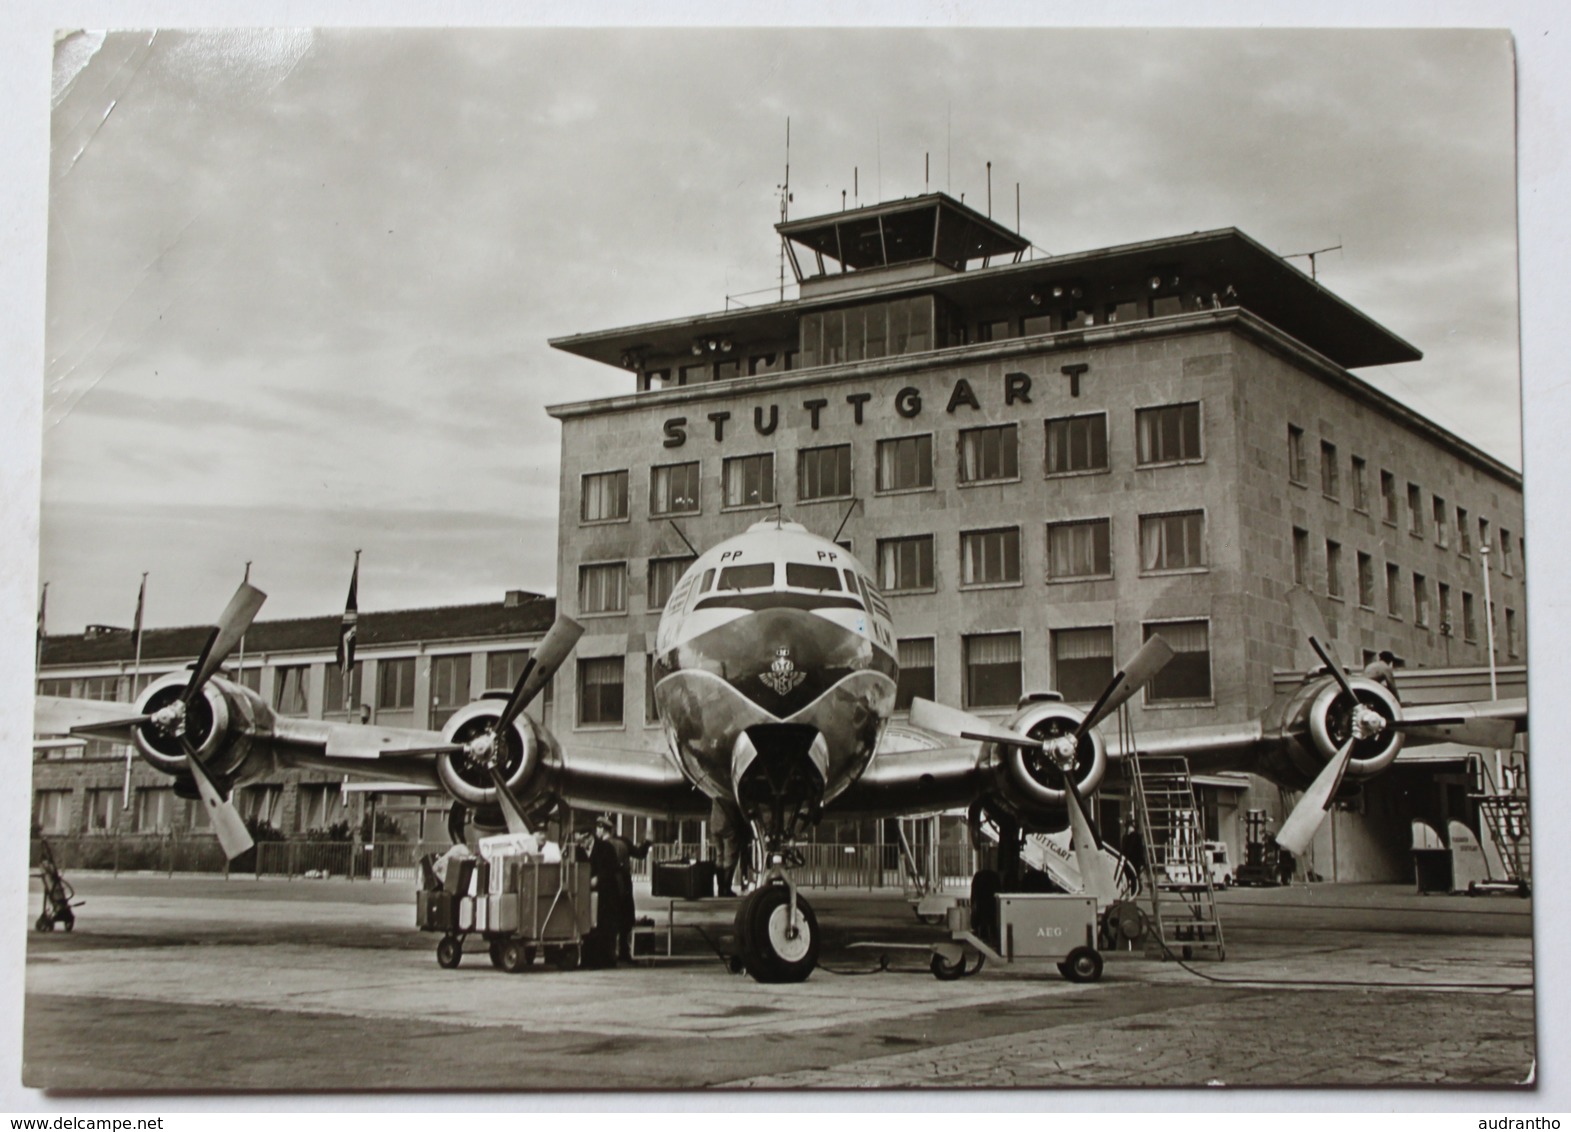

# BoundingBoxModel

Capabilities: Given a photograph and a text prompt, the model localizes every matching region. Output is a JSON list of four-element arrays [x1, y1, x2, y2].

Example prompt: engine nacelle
[[986, 696, 1108, 823], [132, 673, 256, 780], [1269, 674, 1406, 790], [434, 700, 549, 809]]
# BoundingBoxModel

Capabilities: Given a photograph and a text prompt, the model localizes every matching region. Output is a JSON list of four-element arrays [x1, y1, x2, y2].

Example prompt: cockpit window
[[842, 567, 858, 592], [785, 563, 843, 592], [699, 568, 715, 593], [717, 563, 775, 591]]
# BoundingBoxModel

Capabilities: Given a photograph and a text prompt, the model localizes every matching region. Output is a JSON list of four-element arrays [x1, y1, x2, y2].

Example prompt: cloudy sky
[[30, 25, 1526, 632]]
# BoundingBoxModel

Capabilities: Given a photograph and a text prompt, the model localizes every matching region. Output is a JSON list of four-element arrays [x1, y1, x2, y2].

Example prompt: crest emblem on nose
[[760, 646, 806, 696]]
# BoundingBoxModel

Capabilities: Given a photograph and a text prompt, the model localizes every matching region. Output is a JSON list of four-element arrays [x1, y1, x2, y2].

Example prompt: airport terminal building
[[546, 193, 1528, 882]]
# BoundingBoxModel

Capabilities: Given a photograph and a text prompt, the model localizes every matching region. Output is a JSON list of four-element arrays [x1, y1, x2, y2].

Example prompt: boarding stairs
[[1469, 753, 1532, 893], [1128, 749, 1226, 961]]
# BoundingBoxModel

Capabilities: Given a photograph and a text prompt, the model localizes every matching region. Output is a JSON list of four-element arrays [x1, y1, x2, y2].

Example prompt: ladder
[[1469, 753, 1532, 893], [1128, 749, 1226, 961]]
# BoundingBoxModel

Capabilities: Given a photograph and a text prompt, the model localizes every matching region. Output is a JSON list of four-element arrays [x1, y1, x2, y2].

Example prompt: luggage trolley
[[418, 850, 594, 972], [33, 839, 80, 933]]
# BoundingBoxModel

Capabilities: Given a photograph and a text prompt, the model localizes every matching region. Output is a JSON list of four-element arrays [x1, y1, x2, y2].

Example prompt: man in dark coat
[[602, 816, 652, 962], [575, 821, 624, 968]]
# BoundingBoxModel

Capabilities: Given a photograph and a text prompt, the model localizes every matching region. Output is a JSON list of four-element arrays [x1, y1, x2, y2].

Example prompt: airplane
[[35, 518, 1528, 983]]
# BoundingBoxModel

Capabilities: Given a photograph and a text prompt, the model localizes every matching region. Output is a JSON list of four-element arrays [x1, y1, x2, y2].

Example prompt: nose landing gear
[[734, 864, 819, 983]]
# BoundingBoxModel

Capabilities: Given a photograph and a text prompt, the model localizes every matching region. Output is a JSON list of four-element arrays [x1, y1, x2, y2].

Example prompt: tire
[[1063, 946, 1103, 983], [436, 935, 462, 969], [35, 915, 52, 933], [500, 940, 531, 974], [488, 939, 506, 969], [931, 952, 965, 981], [61, 914, 74, 933], [736, 886, 819, 983]]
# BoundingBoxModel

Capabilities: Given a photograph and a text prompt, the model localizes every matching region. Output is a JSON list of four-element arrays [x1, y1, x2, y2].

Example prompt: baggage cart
[[417, 853, 595, 973]]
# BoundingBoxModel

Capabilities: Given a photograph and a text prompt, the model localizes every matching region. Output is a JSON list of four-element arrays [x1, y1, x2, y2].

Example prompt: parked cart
[[33, 839, 80, 933], [417, 850, 594, 972], [853, 892, 1104, 982]]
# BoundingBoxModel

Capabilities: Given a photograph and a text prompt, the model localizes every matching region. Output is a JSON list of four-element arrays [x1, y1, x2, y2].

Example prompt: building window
[[430, 653, 471, 730], [378, 657, 416, 711], [646, 655, 661, 725], [134, 786, 176, 833], [1351, 456, 1369, 512], [33, 790, 71, 835], [579, 562, 628, 615], [1381, 471, 1398, 525], [1139, 511, 1206, 572], [485, 650, 553, 709], [648, 555, 697, 611], [581, 470, 629, 523], [1053, 626, 1115, 703], [1463, 591, 1478, 641], [577, 657, 624, 726], [1433, 496, 1449, 547], [1439, 583, 1453, 637], [957, 424, 1019, 484], [797, 444, 852, 501], [963, 632, 1022, 709], [723, 453, 776, 508], [799, 296, 934, 367], [1386, 563, 1402, 618], [895, 638, 936, 711], [80, 675, 122, 701], [1457, 506, 1472, 556], [237, 668, 262, 694], [297, 783, 347, 834], [84, 789, 120, 833], [1326, 540, 1343, 599], [1506, 608, 1518, 657], [1500, 528, 1514, 576], [1407, 483, 1424, 536], [1137, 403, 1202, 465], [1479, 517, 1492, 567], [876, 435, 933, 492], [1144, 621, 1211, 704], [1044, 413, 1109, 476], [323, 661, 363, 717], [1357, 552, 1375, 608], [1413, 573, 1430, 627], [878, 535, 935, 593], [1022, 312, 1053, 336], [650, 462, 700, 516], [273, 664, 309, 717], [239, 785, 283, 828], [1320, 441, 1339, 498], [1292, 527, 1310, 587], [961, 527, 1021, 586], [1047, 518, 1112, 581], [678, 363, 706, 385], [1287, 425, 1307, 483]]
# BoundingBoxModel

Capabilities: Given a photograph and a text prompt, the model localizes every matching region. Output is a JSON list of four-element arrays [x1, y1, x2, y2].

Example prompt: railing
[[31, 835, 980, 890]]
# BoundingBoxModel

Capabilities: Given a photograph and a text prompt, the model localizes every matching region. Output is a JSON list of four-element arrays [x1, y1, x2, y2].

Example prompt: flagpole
[[236, 561, 252, 691], [124, 572, 148, 808], [35, 582, 47, 682], [338, 550, 361, 715]]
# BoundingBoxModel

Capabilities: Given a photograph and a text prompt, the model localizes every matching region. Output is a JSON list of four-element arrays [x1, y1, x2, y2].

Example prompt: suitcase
[[445, 858, 475, 896], [418, 891, 457, 931], [651, 860, 716, 900]]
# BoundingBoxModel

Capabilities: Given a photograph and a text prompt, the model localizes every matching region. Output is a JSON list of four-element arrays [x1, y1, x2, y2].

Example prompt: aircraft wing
[[831, 723, 989, 817], [35, 694, 145, 738]]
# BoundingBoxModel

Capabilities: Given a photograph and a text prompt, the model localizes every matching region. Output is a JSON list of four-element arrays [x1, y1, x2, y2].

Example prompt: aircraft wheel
[[500, 940, 532, 973], [1062, 946, 1103, 983], [931, 952, 965, 981], [736, 886, 819, 983], [436, 935, 462, 969]]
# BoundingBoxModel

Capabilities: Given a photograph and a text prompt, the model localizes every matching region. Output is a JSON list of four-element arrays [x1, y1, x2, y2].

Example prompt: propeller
[[426, 617, 585, 836], [1390, 715, 1517, 749], [1275, 735, 1356, 856], [181, 734, 254, 858]]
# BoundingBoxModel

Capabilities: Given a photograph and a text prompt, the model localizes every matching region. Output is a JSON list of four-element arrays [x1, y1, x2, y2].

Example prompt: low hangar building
[[546, 192, 1527, 883]]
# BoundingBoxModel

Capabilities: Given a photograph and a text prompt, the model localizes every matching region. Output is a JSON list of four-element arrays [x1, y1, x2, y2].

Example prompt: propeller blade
[[1063, 777, 1118, 906], [495, 616, 584, 735], [1393, 716, 1517, 749], [180, 739, 254, 859], [1275, 735, 1357, 856], [909, 699, 1043, 750], [1287, 586, 1341, 666], [1077, 635, 1175, 736], [68, 714, 153, 740], [487, 765, 534, 837], [182, 583, 268, 705], [1307, 635, 1359, 702]]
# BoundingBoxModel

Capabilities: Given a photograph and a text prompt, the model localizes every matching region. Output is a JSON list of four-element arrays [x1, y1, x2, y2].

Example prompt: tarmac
[[21, 872, 1536, 1093]]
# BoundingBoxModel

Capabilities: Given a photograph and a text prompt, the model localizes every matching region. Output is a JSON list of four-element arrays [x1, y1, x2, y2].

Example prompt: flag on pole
[[36, 583, 47, 646], [336, 551, 361, 711], [131, 574, 147, 654]]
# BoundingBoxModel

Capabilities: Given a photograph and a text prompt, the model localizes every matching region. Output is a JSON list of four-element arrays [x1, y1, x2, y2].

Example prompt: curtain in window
[[1054, 627, 1113, 661], [966, 633, 1021, 665], [582, 472, 627, 521], [1151, 621, 1208, 653], [1049, 521, 1106, 578], [898, 638, 935, 667], [580, 565, 626, 613], [1141, 513, 1202, 571]]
